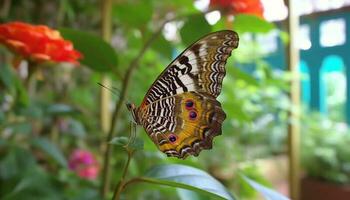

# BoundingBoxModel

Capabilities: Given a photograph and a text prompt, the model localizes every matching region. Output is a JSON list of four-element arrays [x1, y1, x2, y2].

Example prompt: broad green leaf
[[212, 18, 226, 32], [157, 0, 197, 15], [109, 136, 129, 146], [233, 15, 275, 33], [141, 164, 235, 200], [7, 121, 32, 135], [113, 1, 153, 28], [177, 188, 211, 200], [31, 138, 67, 167], [243, 176, 290, 200], [60, 28, 118, 73], [66, 119, 86, 138], [152, 35, 173, 59], [128, 138, 144, 151], [180, 15, 212, 46], [109, 136, 144, 151], [0, 146, 36, 179], [11, 174, 40, 195], [234, 165, 272, 198]]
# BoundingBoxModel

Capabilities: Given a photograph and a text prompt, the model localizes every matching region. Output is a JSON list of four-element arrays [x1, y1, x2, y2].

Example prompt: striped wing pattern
[[136, 30, 239, 159]]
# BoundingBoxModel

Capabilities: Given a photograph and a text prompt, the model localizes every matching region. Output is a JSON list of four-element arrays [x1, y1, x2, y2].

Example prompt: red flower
[[210, 0, 264, 18], [0, 22, 81, 64], [68, 149, 99, 180]]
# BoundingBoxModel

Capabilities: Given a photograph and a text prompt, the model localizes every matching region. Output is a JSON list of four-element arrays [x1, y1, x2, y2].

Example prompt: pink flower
[[68, 149, 99, 180]]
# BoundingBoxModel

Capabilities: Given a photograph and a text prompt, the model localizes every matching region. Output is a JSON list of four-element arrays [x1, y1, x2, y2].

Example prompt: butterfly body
[[127, 30, 239, 159]]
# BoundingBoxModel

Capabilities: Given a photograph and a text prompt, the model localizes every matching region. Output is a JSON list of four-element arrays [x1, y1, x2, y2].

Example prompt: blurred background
[[1, 0, 350, 200]]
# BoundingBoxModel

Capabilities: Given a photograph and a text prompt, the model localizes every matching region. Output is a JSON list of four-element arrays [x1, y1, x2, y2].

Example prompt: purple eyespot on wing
[[189, 111, 197, 119], [168, 134, 177, 143], [185, 100, 194, 109]]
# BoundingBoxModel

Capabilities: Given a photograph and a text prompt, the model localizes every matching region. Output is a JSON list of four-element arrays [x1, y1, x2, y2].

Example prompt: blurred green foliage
[[0, 0, 290, 199], [301, 113, 350, 184]]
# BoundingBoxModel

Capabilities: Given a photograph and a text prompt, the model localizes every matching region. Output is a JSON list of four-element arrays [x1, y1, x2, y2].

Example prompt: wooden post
[[100, 0, 112, 133], [100, 0, 113, 197], [285, 0, 301, 199]]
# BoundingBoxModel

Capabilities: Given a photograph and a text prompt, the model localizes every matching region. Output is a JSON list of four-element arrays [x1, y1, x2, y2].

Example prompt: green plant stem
[[0, 0, 11, 19], [100, 22, 165, 198], [112, 151, 133, 200], [122, 177, 144, 190], [25, 62, 39, 99]]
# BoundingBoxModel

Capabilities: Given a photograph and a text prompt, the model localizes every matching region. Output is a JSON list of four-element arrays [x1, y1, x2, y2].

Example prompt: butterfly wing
[[140, 30, 239, 108], [140, 91, 226, 159], [138, 30, 238, 159]]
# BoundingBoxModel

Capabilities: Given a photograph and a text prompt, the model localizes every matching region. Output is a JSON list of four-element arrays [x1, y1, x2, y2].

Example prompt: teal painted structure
[[265, 9, 350, 123]]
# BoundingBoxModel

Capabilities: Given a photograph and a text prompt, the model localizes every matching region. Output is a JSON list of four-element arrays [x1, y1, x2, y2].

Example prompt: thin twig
[[100, 21, 165, 198], [112, 151, 133, 200], [122, 177, 144, 191]]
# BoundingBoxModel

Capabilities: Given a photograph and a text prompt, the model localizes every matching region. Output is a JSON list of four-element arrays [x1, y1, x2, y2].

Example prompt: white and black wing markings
[[141, 30, 239, 106], [141, 96, 182, 146]]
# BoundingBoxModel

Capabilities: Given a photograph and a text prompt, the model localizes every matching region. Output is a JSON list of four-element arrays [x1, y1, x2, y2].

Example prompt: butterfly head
[[126, 102, 140, 124]]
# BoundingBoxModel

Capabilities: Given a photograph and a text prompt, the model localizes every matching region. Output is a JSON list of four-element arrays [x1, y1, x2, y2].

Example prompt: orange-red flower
[[210, 0, 264, 18], [0, 22, 81, 64]]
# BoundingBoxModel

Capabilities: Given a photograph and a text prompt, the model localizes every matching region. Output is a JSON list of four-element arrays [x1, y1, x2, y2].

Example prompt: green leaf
[[177, 188, 211, 200], [233, 14, 275, 33], [0, 63, 15, 93], [113, 1, 153, 28], [128, 138, 144, 151], [152, 35, 173, 59], [66, 119, 86, 138], [279, 31, 289, 45], [6, 121, 32, 135], [156, 0, 197, 15], [141, 164, 235, 200], [109, 136, 144, 151], [231, 67, 259, 86], [242, 176, 289, 200], [60, 28, 118, 73], [0, 146, 36, 179], [14, 74, 29, 107], [109, 136, 129, 146], [180, 15, 212, 46], [3, 167, 63, 200], [66, 188, 100, 200], [46, 103, 80, 116], [31, 138, 67, 167]]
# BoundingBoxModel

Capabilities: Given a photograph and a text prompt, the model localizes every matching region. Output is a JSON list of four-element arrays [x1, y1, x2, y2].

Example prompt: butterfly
[[127, 30, 239, 159]]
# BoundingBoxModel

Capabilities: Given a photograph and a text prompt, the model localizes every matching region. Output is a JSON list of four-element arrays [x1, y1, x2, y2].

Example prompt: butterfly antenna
[[97, 82, 121, 97], [98, 82, 132, 105]]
